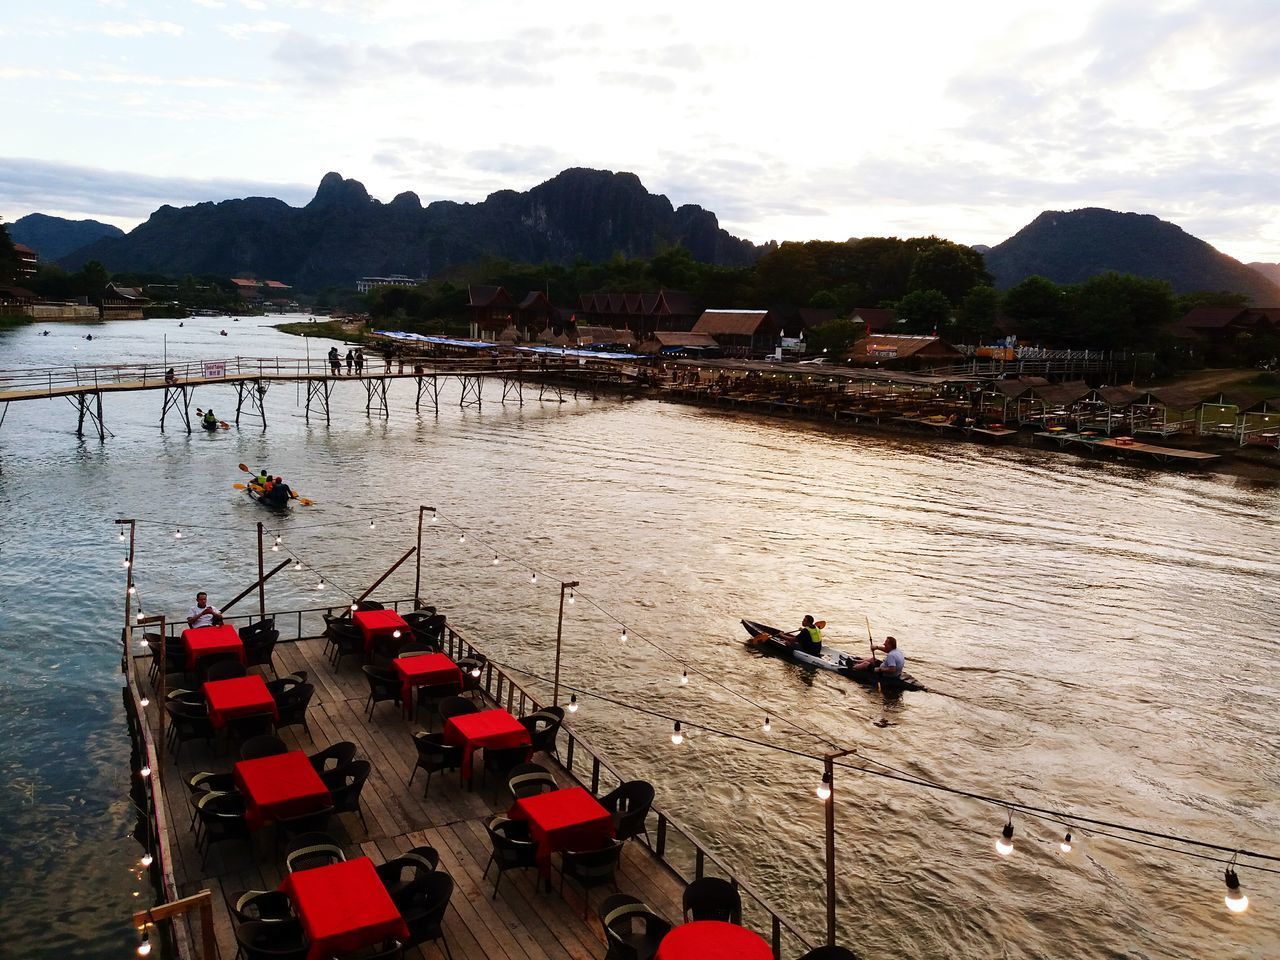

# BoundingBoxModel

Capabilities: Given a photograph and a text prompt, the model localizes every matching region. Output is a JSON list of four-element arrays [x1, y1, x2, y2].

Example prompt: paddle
[[233, 483, 247, 490]]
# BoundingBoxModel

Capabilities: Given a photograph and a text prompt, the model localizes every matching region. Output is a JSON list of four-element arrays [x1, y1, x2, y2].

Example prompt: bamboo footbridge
[[0, 355, 644, 440]]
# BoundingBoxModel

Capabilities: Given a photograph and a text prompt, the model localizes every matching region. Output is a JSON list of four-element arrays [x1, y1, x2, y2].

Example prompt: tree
[[955, 285, 1000, 343], [805, 317, 862, 357], [1073, 272, 1173, 349], [1002, 275, 1071, 340], [894, 289, 951, 334], [0, 221, 19, 284], [753, 242, 821, 304], [907, 241, 993, 304], [80, 260, 110, 300]]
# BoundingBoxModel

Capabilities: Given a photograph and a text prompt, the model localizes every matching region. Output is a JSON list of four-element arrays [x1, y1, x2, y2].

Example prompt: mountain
[[985, 208, 1280, 303], [9, 213, 124, 261], [1248, 262, 1280, 287], [63, 169, 762, 289]]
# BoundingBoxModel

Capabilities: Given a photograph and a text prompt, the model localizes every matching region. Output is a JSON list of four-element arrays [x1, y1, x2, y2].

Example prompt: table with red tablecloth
[[510, 785, 614, 875], [234, 750, 331, 829], [204, 675, 279, 729], [393, 653, 463, 718], [353, 609, 409, 655], [180, 624, 245, 671], [655, 921, 773, 960], [443, 708, 531, 782], [281, 857, 409, 960]]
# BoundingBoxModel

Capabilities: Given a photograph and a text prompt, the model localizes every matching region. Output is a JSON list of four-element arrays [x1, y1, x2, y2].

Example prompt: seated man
[[850, 636, 904, 677], [266, 477, 292, 507], [791, 615, 823, 656], [186, 591, 222, 629]]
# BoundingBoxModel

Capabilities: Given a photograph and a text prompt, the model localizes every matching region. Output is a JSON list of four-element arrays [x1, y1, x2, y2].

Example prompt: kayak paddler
[[202, 409, 217, 430], [851, 636, 904, 677], [790, 615, 823, 656]]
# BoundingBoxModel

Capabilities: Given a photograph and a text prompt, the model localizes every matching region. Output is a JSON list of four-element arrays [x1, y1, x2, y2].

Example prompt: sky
[[2, 0, 1278, 262]]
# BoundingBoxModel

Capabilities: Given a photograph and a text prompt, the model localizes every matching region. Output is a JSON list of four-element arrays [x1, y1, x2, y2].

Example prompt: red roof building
[[467, 285, 515, 339], [13, 243, 37, 279], [846, 334, 963, 369], [577, 289, 697, 339]]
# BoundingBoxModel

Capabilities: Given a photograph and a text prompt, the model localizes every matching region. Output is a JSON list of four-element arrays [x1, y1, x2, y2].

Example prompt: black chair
[[285, 832, 345, 872], [238, 618, 275, 643], [362, 665, 400, 718], [233, 919, 309, 960], [412, 677, 462, 729], [226, 710, 277, 744], [600, 780, 655, 845], [146, 634, 187, 685], [321, 612, 352, 661], [481, 745, 530, 786], [483, 816, 538, 898], [165, 701, 214, 759], [437, 695, 477, 726], [397, 648, 432, 659], [682, 876, 742, 923], [519, 708, 564, 758], [244, 629, 280, 678], [456, 655, 486, 698], [186, 770, 237, 830], [308, 741, 357, 776], [274, 682, 314, 735], [797, 948, 861, 960], [228, 889, 293, 924], [240, 734, 288, 760], [265, 672, 306, 699], [376, 846, 439, 906], [559, 839, 625, 918], [327, 620, 364, 672], [327, 759, 371, 831], [599, 893, 672, 960], [354, 600, 385, 611], [338, 940, 403, 960], [401, 871, 454, 960], [274, 805, 335, 842], [370, 632, 406, 667], [200, 653, 246, 683], [408, 732, 462, 797], [402, 611, 443, 651], [507, 762, 556, 800], [195, 791, 249, 868]]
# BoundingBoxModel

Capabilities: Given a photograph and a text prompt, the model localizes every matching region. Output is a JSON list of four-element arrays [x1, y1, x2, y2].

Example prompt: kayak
[[740, 619, 925, 691], [246, 483, 292, 510]]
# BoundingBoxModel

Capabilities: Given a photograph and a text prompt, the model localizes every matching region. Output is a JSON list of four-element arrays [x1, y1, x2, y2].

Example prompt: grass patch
[[274, 319, 371, 342]]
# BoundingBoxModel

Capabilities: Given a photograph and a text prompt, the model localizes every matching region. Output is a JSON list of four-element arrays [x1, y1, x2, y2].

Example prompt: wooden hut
[[846, 334, 963, 370], [692, 309, 781, 356], [1237, 396, 1280, 447], [468, 285, 514, 340]]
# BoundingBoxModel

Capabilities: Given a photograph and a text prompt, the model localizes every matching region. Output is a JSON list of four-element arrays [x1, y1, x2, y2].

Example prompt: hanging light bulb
[[679, 669, 688, 685], [619, 626, 628, 643], [493, 555, 500, 565], [816, 771, 832, 801], [996, 817, 1015, 856], [430, 511, 438, 523], [763, 715, 772, 733], [123, 558, 131, 569], [470, 664, 482, 678], [670, 721, 684, 745], [140, 852, 153, 867], [316, 579, 325, 591], [568, 694, 579, 713], [139, 696, 150, 707], [137, 926, 152, 957], [119, 529, 126, 542], [458, 532, 466, 544], [293, 558, 302, 571], [1224, 865, 1249, 914], [272, 535, 280, 552], [136, 612, 145, 622], [351, 603, 358, 612], [567, 589, 575, 604], [128, 585, 136, 595], [1060, 831, 1073, 854], [369, 518, 376, 530], [174, 528, 182, 540], [392, 629, 402, 639], [139, 765, 151, 779], [530, 572, 538, 584]]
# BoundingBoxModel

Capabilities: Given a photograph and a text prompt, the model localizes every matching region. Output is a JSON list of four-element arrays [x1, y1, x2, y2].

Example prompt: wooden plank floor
[[137, 636, 692, 960]]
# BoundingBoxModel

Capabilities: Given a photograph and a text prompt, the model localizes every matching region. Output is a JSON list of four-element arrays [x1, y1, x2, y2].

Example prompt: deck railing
[[126, 598, 815, 958]]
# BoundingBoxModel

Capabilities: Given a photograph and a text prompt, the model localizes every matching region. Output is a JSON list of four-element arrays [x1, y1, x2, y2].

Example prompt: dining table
[[393, 652, 463, 718], [180, 624, 244, 671], [510, 785, 615, 875], [442, 707, 531, 783], [204, 674, 278, 729], [353, 609, 410, 656], [234, 749, 331, 829], [654, 921, 773, 960], [280, 857, 409, 960]]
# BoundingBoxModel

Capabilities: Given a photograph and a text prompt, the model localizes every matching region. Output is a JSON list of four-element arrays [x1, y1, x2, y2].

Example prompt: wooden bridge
[[0, 355, 641, 441]]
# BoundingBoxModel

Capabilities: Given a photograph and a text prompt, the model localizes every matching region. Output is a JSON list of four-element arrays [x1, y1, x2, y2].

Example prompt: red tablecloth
[[181, 624, 245, 671], [443, 708, 531, 782], [204, 675, 279, 730], [393, 653, 463, 717], [353, 609, 409, 655], [282, 857, 409, 960], [234, 750, 331, 830], [655, 921, 773, 960], [511, 786, 614, 874]]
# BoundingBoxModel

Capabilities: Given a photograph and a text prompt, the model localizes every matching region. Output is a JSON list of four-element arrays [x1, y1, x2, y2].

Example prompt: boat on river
[[245, 481, 292, 509], [740, 618, 925, 691]]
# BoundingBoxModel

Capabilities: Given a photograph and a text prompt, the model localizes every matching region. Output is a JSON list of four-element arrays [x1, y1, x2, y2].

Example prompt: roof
[[0, 284, 36, 299], [848, 335, 962, 360], [496, 324, 520, 343], [649, 331, 719, 348], [517, 291, 552, 310], [105, 283, 148, 301], [693, 309, 772, 337], [1140, 386, 1216, 409], [230, 278, 261, 287], [13, 243, 36, 256], [1095, 385, 1143, 407], [1175, 306, 1249, 330], [574, 325, 634, 345], [263, 280, 291, 289], [850, 308, 896, 332], [1240, 395, 1280, 414], [468, 285, 512, 308], [795, 307, 838, 328], [1029, 380, 1091, 406], [989, 376, 1048, 398]]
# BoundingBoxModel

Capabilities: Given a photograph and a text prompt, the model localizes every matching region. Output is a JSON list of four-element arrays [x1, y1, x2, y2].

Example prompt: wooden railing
[[126, 598, 815, 958]]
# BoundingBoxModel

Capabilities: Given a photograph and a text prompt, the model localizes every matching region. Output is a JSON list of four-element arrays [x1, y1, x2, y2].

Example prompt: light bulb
[[316, 580, 325, 590], [137, 931, 152, 957], [293, 559, 302, 571], [568, 694, 579, 713], [470, 666, 481, 678], [1060, 832, 1073, 854], [140, 853, 153, 867], [119, 530, 126, 542], [430, 512, 438, 523], [392, 629, 401, 639], [763, 715, 772, 733], [816, 772, 832, 801], [493, 556, 499, 565], [671, 721, 683, 745], [136, 612, 145, 622], [679, 670, 688, 685], [458, 533, 465, 543], [275, 535, 282, 546], [128, 585, 136, 595], [271, 543, 279, 552], [139, 696, 150, 707], [996, 822, 1014, 856], [351, 603, 358, 612], [619, 627, 628, 643], [123, 558, 131, 569], [369, 519, 375, 529], [1224, 867, 1248, 913], [139, 765, 151, 779], [567, 590, 574, 604], [174, 528, 182, 539], [530, 572, 537, 584]]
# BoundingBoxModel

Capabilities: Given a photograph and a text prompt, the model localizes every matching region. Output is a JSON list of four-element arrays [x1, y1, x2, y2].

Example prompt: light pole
[[821, 747, 857, 946], [552, 580, 579, 706]]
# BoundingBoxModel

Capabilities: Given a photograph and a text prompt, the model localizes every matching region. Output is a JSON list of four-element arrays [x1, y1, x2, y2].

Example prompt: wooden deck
[[136, 635, 696, 960]]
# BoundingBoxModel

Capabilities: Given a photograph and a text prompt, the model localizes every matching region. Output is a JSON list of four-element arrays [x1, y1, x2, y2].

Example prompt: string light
[[430, 512, 438, 523], [492, 555, 499, 565], [140, 853, 153, 868], [174, 528, 182, 540], [996, 813, 1015, 856], [816, 771, 832, 801], [136, 925, 151, 957], [680, 669, 688, 685], [139, 696, 150, 707], [119, 529, 126, 542], [619, 627, 628, 642], [369, 519, 376, 530], [392, 629, 402, 639], [128, 585, 136, 595], [316, 579, 325, 591], [530, 572, 537, 584], [458, 533, 466, 544], [568, 694, 579, 713], [292, 558, 302, 571], [123, 558, 131, 569], [567, 589, 575, 604], [671, 721, 684, 745], [469, 664, 482, 678], [351, 603, 358, 612], [272, 535, 281, 552], [136, 612, 145, 622], [1060, 831, 1073, 854], [763, 715, 772, 733], [139, 765, 151, 779], [1225, 858, 1248, 913]]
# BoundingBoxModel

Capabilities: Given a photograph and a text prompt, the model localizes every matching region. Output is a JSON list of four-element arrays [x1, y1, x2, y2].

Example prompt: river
[[0, 315, 1276, 959]]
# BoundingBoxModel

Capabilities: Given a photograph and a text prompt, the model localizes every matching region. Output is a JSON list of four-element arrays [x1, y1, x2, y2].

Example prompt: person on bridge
[[165, 368, 178, 385], [345, 348, 355, 375], [328, 346, 342, 376], [354, 348, 365, 375], [850, 636, 904, 677]]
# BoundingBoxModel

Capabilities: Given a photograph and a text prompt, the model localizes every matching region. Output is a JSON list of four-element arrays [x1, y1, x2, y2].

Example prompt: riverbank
[[273, 318, 373, 342]]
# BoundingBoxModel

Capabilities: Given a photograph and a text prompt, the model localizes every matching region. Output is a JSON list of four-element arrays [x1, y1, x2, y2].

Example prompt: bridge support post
[[160, 385, 194, 434], [70, 391, 107, 439], [304, 378, 333, 425], [364, 377, 390, 417], [235, 379, 267, 429], [459, 375, 482, 409]]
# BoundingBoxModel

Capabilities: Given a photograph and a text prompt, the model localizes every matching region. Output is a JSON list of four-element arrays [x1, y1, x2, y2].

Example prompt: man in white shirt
[[850, 636, 904, 677], [186, 592, 222, 629]]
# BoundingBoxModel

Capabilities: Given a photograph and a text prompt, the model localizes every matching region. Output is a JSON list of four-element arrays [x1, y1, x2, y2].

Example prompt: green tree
[[1073, 272, 1173, 349], [1172, 289, 1249, 317], [805, 317, 862, 356], [955, 284, 1000, 343], [907, 241, 993, 304], [895, 289, 951, 334], [80, 260, 110, 300], [1002, 275, 1072, 339], [0, 221, 19, 284], [753, 242, 821, 304]]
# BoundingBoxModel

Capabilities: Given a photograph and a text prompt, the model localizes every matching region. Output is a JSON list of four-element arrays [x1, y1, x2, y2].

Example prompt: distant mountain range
[[985, 208, 1280, 303], [61, 168, 761, 289], [9, 212, 123, 260], [22, 173, 1280, 304]]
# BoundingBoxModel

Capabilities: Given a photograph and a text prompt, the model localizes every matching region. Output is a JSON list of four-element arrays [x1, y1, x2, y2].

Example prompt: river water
[[0, 315, 1276, 959]]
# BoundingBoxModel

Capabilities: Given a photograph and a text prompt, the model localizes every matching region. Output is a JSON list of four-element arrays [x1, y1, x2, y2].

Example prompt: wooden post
[[553, 580, 579, 706], [356, 546, 417, 604], [133, 889, 217, 960], [220, 559, 291, 613], [414, 505, 434, 605], [256, 522, 266, 619], [822, 748, 856, 947]]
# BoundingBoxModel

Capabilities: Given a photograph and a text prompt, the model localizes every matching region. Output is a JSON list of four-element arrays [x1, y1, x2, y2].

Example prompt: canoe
[[740, 619, 925, 691], [246, 484, 292, 510]]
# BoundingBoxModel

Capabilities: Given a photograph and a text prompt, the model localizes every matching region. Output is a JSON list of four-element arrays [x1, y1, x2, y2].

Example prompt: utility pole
[[552, 580, 579, 705], [822, 747, 858, 946]]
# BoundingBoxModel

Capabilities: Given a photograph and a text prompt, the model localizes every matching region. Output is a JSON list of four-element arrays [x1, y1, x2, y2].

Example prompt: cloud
[[0, 157, 314, 228], [221, 19, 291, 39], [91, 19, 185, 37]]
